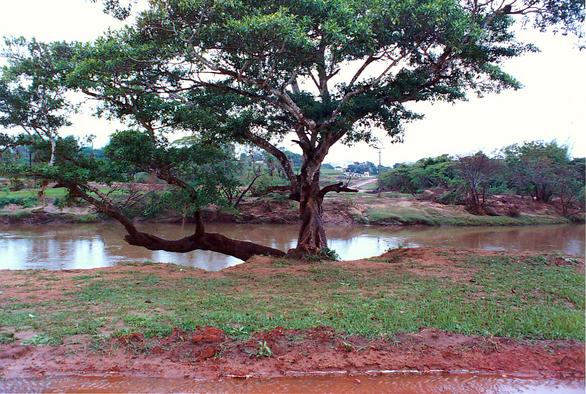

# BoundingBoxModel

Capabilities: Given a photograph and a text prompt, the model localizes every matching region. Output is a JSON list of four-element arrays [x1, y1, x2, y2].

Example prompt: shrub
[[321, 247, 340, 261], [53, 192, 86, 209], [250, 175, 288, 197], [305, 247, 340, 262], [436, 190, 462, 205], [8, 177, 25, 191], [133, 172, 151, 183], [0, 195, 37, 208]]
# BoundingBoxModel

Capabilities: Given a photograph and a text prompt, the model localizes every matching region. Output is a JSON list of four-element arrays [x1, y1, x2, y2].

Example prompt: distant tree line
[[379, 141, 585, 217], [345, 161, 388, 175], [0, 134, 104, 165]]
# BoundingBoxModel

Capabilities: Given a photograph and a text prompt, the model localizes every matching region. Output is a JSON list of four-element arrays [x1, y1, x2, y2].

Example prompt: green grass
[[0, 195, 38, 208], [0, 253, 583, 346], [0, 187, 111, 211], [365, 206, 569, 226], [0, 187, 68, 199], [360, 181, 379, 191], [73, 213, 100, 223]]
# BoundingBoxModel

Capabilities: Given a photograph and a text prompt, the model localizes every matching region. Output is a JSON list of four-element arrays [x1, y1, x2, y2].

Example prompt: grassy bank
[[0, 249, 583, 348], [339, 192, 572, 226], [364, 205, 570, 226]]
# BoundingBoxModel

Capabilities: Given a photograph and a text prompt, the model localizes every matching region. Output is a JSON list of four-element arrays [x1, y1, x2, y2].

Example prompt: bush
[[53, 197, 67, 209], [133, 172, 151, 183], [305, 247, 340, 262], [8, 177, 25, 191], [0, 195, 37, 208], [437, 190, 463, 205], [250, 175, 288, 197], [140, 192, 167, 218], [320, 247, 340, 261], [53, 192, 86, 209]]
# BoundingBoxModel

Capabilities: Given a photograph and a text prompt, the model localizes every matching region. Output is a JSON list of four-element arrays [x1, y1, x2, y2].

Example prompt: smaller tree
[[379, 155, 454, 194], [0, 38, 75, 165], [502, 141, 570, 203], [555, 157, 585, 217], [454, 152, 500, 214]]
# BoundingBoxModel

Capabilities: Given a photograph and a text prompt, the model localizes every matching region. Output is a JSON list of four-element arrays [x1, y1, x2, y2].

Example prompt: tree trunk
[[37, 179, 49, 207], [290, 176, 327, 255], [49, 137, 56, 166]]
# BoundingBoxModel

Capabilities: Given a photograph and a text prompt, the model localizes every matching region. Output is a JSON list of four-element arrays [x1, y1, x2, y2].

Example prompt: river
[[0, 223, 583, 270]]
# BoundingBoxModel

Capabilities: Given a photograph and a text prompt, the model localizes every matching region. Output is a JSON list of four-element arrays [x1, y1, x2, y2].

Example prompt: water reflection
[[0, 223, 583, 271], [0, 374, 584, 394]]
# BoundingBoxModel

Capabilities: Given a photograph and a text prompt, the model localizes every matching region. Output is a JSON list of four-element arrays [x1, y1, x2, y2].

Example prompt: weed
[[0, 332, 15, 344], [225, 325, 250, 338], [89, 334, 109, 352], [305, 247, 340, 262], [319, 247, 340, 261], [22, 334, 58, 346], [123, 314, 172, 338], [341, 341, 354, 351], [256, 340, 272, 357], [273, 259, 291, 268], [142, 274, 161, 286]]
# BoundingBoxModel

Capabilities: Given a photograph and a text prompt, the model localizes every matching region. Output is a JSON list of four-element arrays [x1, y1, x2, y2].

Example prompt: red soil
[[1, 326, 583, 380]]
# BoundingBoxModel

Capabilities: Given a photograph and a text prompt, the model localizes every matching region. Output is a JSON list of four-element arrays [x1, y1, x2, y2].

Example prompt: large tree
[[120, 0, 582, 254], [2, 0, 583, 259]]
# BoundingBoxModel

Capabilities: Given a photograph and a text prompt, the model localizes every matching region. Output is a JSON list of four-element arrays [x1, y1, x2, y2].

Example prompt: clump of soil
[[1, 326, 583, 380]]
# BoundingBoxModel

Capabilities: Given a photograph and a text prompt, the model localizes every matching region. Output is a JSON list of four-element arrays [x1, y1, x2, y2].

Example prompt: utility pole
[[377, 148, 382, 198]]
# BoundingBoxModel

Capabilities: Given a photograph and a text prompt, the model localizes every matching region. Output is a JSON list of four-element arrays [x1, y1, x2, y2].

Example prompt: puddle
[[0, 374, 584, 393]]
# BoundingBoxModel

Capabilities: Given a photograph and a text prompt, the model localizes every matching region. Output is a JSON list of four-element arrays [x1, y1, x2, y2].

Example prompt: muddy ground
[[1, 326, 583, 380]]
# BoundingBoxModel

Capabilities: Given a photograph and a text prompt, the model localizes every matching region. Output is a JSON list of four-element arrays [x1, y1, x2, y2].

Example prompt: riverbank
[[0, 187, 578, 226], [1, 248, 583, 379]]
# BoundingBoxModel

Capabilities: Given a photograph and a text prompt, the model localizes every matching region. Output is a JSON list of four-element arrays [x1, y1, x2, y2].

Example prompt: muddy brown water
[[0, 374, 584, 393], [0, 223, 583, 270]]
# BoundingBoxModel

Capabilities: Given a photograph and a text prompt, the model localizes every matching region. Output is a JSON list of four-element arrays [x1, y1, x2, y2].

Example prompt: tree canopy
[[0, 38, 76, 165]]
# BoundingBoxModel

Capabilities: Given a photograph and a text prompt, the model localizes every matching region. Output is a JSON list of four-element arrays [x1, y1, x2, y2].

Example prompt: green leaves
[[105, 130, 157, 171]]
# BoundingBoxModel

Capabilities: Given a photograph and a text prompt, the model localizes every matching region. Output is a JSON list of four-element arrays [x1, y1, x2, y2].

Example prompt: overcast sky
[[0, 0, 584, 166]]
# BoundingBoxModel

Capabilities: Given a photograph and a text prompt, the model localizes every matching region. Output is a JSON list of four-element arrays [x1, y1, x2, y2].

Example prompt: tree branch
[[64, 179, 283, 259], [319, 182, 358, 198], [241, 129, 298, 191]]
